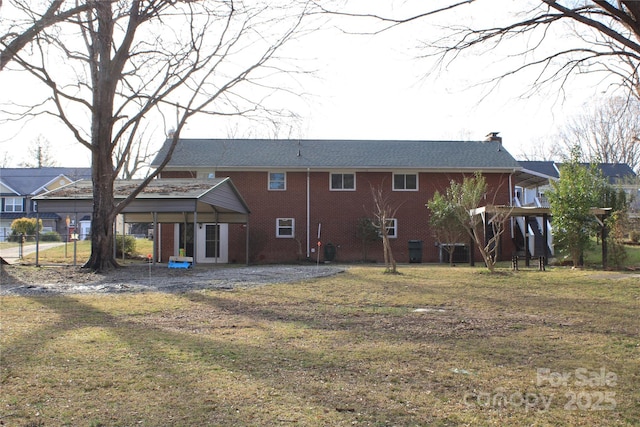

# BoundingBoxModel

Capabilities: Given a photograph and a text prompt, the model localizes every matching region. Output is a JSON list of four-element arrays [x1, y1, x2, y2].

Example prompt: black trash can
[[408, 240, 423, 263]]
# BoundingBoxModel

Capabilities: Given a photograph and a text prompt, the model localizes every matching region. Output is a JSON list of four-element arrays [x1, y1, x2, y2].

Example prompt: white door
[[196, 223, 228, 263]]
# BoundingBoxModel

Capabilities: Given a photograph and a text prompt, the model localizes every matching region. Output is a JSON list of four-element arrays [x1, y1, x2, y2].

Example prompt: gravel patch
[[0, 264, 346, 296]]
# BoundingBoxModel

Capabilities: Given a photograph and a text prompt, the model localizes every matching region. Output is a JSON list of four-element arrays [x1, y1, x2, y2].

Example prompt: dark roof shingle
[[0, 167, 92, 195], [152, 139, 521, 170]]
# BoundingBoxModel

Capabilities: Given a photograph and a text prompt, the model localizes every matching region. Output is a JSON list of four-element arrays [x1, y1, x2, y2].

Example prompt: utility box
[[408, 240, 423, 263], [324, 242, 336, 262]]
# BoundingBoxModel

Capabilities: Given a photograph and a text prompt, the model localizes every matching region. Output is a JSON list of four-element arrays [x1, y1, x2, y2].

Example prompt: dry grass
[[21, 238, 154, 265], [1, 265, 638, 426]]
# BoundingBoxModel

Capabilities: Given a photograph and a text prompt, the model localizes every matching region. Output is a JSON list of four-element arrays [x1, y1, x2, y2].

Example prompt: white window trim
[[392, 173, 419, 191], [276, 217, 295, 238], [3, 197, 24, 213], [330, 172, 356, 191], [380, 218, 398, 239], [268, 171, 287, 191]]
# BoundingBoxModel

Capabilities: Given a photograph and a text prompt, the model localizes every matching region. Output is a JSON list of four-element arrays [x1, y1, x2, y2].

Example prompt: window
[[269, 172, 286, 190], [276, 218, 295, 238], [330, 173, 355, 190], [205, 224, 221, 258], [381, 218, 397, 239], [393, 173, 418, 191], [3, 197, 24, 212]]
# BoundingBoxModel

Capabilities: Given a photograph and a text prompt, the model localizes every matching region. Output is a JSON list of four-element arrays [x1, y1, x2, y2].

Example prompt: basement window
[[276, 218, 295, 238]]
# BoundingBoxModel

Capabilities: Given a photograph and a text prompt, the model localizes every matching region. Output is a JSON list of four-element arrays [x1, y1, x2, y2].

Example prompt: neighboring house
[[0, 167, 92, 241], [151, 135, 535, 264], [515, 161, 637, 207]]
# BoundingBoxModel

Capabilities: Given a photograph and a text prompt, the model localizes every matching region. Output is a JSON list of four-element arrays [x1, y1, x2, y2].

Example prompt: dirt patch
[[0, 263, 345, 296]]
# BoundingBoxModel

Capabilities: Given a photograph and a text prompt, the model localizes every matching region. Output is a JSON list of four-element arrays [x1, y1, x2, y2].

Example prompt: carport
[[33, 178, 251, 266]]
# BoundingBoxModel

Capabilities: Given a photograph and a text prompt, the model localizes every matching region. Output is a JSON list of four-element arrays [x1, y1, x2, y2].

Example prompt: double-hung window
[[3, 197, 24, 212], [393, 173, 418, 191], [330, 172, 355, 191], [381, 218, 397, 238], [276, 218, 294, 238], [269, 172, 286, 190]]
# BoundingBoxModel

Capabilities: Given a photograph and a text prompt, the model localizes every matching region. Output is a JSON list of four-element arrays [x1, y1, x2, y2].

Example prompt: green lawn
[[1, 265, 638, 426], [553, 241, 640, 269], [22, 238, 154, 265]]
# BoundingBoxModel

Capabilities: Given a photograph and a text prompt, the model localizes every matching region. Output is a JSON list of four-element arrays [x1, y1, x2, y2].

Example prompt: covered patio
[[33, 178, 251, 266], [470, 205, 612, 269]]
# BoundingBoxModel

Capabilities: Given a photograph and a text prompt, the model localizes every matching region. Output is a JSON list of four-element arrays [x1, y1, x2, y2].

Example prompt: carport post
[[152, 212, 157, 265], [122, 214, 126, 261], [35, 211, 40, 267], [193, 210, 198, 266]]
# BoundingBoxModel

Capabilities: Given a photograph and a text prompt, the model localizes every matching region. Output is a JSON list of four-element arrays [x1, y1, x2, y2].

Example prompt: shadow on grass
[[2, 268, 638, 426], [1, 292, 458, 425]]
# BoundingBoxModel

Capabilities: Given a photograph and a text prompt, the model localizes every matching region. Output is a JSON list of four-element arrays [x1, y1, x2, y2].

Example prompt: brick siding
[[160, 169, 515, 264]]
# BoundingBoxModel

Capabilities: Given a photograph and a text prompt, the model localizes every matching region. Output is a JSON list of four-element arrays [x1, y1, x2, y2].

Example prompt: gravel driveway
[[0, 264, 346, 296]]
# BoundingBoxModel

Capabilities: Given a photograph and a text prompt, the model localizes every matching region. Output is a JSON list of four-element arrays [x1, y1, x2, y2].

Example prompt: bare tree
[[0, 151, 11, 167], [115, 126, 158, 179], [558, 96, 640, 172], [321, 1, 640, 99], [370, 184, 401, 274], [1, 0, 316, 271], [19, 135, 57, 168], [517, 137, 565, 162], [0, 1, 89, 71]]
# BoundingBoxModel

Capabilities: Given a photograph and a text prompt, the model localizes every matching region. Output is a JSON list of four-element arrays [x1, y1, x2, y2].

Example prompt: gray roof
[[518, 161, 560, 179], [0, 167, 92, 195], [518, 161, 636, 184], [152, 139, 522, 171], [33, 178, 250, 215], [588, 163, 636, 183]]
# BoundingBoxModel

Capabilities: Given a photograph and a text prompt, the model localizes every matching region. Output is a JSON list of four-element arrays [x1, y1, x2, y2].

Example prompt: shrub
[[40, 231, 62, 242], [630, 230, 640, 244], [10, 218, 42, 240], [115, 234, 136, 257]]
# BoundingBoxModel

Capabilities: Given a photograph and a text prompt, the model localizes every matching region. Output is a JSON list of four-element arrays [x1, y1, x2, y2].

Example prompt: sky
[[0, 0, 608, 169]]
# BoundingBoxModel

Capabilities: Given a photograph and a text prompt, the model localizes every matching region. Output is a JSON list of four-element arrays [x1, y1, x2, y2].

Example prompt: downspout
[[306, 167, 310, 259], [509, 171, 514, 239]]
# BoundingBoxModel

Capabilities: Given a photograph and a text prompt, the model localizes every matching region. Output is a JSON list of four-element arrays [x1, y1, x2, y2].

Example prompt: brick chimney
[[485, 132, 502, 143], [485, 132, 502, 151]]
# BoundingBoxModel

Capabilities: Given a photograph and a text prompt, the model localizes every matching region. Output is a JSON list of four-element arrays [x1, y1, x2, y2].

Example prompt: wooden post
[[601, 213, 608, 270], [524, 215, 530, 267], [542, 213, 549, 266]]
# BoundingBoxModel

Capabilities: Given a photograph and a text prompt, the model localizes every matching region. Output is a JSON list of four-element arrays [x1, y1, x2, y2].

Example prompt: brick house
[[151, 135, 526, 264]]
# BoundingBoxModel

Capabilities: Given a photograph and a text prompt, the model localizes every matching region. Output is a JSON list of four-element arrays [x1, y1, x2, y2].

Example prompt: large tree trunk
[[84, 142, 119, 271], [83, 0, 120, 272]]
